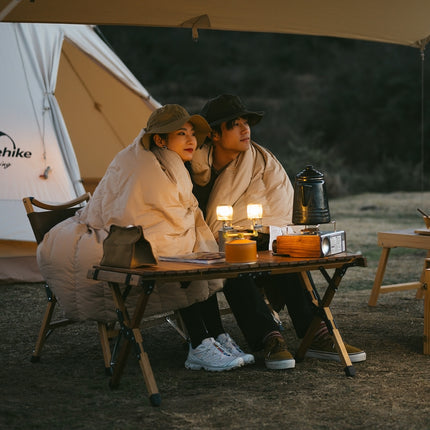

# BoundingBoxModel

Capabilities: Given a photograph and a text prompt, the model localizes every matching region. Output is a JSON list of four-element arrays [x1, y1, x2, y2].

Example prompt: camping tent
[[1, 0, 430, 49], [0, 22, 160, 283]]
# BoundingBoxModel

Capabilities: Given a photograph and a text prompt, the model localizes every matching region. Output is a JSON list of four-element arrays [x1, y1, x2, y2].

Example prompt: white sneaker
[[216, 333, 255, 365], [185, 337, 244, 371]]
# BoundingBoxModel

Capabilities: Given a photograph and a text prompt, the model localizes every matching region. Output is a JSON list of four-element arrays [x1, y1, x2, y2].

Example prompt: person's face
[[155, 121, 198, 162], [212, 117, 251, 156]]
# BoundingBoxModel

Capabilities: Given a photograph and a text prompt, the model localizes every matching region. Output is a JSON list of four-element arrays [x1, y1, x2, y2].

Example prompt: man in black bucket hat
[[189, 94, 366, 369], [200, 94, 264, 127]]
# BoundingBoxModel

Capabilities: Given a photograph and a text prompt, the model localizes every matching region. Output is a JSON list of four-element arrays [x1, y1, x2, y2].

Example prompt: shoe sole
[[305, 349, 367, 363], [185, 358, 244, 371], [241, 355, 255, 365], [185, 362, 243, 371], [265, 358, 295, 370]]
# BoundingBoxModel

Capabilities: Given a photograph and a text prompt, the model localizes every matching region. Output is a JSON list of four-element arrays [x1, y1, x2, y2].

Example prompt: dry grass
[[328, 191, 430, 284], [1, 192, 430, 429]]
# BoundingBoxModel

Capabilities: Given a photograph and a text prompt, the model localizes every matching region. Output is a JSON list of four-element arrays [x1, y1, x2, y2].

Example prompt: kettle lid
[[296, 165, 324, 181]]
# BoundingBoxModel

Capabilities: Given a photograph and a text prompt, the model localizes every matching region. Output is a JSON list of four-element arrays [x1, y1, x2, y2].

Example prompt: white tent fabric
[[0, 23, 160, 242], [1, 0, 430, 48], [1, 24, 81, 242], [0, 23, 160, 283]]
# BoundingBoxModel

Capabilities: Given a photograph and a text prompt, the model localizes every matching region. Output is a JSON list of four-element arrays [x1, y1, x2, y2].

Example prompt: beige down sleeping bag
[[37, 132, 223, 323], [190, 141, 295, 238]]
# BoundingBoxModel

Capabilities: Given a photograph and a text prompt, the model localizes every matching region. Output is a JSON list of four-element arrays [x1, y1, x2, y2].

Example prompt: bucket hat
[[140, 104, 211, 149], [200, 94, 264, 127]]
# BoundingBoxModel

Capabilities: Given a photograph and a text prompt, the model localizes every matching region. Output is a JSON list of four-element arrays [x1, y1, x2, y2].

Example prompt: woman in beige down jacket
[[37, 104, 253, 372]]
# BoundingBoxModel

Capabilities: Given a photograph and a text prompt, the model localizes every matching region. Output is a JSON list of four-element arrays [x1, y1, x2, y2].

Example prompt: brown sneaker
[[305, 334, 366, 363], [264, 335, 295, 370]]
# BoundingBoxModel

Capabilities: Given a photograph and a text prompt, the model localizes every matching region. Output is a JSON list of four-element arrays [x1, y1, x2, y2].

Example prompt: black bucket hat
[[200, 94, 264, 127]]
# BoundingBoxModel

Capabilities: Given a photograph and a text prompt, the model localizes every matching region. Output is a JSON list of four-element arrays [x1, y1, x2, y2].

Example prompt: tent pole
[[0, 0, 22, 21], [420, 46, 425, 194]]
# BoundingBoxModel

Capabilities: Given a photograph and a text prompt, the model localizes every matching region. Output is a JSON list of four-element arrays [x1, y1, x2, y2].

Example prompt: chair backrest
[[22, 193, 91, 244]]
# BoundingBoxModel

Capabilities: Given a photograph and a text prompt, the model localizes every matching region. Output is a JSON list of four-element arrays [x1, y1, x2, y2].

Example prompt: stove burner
[[301, 226, 320, 235]]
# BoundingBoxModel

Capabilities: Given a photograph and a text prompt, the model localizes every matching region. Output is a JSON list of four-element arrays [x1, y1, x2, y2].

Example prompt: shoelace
[[222, 338, 243, 354], [212, 341, 232, 356]]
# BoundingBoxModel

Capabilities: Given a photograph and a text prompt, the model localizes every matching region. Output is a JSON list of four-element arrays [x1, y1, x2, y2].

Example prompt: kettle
[[292, 165, 330, 225]]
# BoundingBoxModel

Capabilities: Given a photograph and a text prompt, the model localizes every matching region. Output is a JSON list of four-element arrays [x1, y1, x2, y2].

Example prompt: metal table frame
[[88, 251, 366, 406]]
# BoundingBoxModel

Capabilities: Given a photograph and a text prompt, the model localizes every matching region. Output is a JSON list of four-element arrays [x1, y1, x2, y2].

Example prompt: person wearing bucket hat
[[189, 94, 366, 369], [139, 104, 254, 370], [37, 103, 253, 372], [140, 104, 210, 151], [200, 94, 264, 128]]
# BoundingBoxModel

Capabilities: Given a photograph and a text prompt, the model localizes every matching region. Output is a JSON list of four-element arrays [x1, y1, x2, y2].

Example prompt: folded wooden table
[[88, 251, 366, 406]]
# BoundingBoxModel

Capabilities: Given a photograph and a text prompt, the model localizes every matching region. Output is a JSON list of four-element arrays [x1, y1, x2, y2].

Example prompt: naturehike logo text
[[0, 131, 32, 159]]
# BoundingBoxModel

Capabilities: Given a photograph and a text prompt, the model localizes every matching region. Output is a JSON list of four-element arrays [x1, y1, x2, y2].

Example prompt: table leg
[[323, 306, 354, 375], [368, 247, 390, 306], [424, 265, 430, 355], [296, 267, 355, 377], [108, 281, 161, 406], [295, 272, 321, 357], [416, 251, 430, 300], [132, 327, 160, 405]]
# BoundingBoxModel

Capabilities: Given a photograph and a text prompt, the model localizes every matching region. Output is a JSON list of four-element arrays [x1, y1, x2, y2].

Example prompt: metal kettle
[[292, 165, 331, 225]]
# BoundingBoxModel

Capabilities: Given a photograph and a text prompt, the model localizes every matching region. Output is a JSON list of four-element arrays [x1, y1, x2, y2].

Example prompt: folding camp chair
[[23, 193, 117, 374]]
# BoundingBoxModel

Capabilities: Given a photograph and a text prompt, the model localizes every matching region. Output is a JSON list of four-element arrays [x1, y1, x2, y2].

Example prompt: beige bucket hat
[[140, 104, 211, 149]]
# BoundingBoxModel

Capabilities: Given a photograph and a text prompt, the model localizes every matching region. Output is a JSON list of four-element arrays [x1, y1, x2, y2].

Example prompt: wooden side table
[[368, 229, 429, 307], [424, 261, 430, 354]]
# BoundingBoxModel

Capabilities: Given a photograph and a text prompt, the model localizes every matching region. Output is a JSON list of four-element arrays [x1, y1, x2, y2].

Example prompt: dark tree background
[[99, 26, 430, 196]]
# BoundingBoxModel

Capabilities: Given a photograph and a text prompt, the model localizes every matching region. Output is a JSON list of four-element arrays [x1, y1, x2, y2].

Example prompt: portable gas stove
[[273, 224, 346, 258]]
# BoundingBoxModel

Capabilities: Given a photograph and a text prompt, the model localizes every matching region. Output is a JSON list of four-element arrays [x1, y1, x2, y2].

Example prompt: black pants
[[177, 293, 225, 348], [223, 273, 315, 351]]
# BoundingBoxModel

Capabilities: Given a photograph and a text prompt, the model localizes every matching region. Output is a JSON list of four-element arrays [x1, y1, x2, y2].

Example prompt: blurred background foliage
[[99, 26, 430, 197]]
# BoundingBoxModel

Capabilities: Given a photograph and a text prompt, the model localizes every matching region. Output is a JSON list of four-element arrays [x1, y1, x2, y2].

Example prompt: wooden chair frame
[[23, 193, 117, 374]]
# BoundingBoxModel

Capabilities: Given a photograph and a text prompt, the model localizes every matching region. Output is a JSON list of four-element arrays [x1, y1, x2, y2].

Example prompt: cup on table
[[424, 216, 430, 229]]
